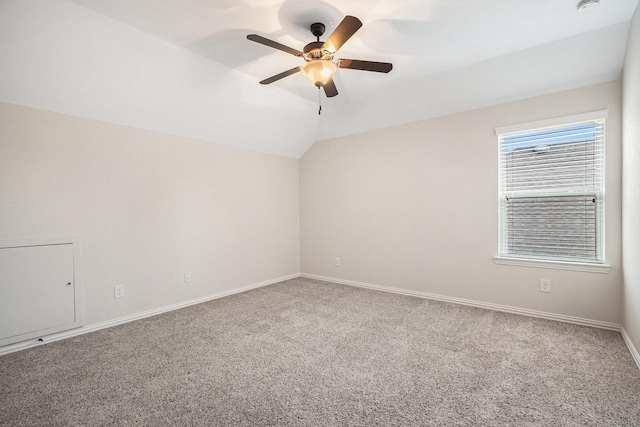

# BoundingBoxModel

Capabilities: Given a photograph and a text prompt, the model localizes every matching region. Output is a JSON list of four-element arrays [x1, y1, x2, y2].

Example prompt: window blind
[[498, 118, 605, 263]]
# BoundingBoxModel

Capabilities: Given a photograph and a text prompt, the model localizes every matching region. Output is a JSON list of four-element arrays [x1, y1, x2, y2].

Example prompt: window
[[497, 111, 606, 265]]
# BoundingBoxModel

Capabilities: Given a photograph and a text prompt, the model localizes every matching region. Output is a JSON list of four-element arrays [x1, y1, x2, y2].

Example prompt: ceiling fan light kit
[[247, 15, 393, 104], [300, 60, 337, 87]]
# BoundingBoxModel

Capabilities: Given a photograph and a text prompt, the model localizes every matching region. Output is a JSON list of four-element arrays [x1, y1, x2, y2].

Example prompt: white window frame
[[494, 111, 610, 273]]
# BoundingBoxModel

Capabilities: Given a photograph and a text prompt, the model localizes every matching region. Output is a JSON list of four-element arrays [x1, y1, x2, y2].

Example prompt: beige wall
[[0, 102, 300, 326], [301, 81, 622, 324], [622, 5, 640, 354], [1, 76, 632, 345]]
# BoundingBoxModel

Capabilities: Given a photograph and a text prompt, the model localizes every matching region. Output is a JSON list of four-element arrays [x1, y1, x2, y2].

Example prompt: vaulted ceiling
[[1, 0, 637, 157]]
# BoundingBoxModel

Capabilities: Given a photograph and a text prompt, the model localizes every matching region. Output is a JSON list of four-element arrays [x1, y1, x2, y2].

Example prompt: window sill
[[493, 256, 610, 274]]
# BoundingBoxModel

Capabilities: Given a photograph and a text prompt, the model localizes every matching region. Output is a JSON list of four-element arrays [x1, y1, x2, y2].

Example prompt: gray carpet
[[1, 277, 639, 426]]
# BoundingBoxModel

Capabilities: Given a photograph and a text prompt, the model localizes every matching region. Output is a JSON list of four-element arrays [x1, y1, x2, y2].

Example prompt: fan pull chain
[[318, 87, 322, 115]]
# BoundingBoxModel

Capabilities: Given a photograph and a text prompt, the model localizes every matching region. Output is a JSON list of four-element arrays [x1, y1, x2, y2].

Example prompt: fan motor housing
[[303, 41, 324, 54], [303, 22, 333, 62], [303, 41, 333, 61]]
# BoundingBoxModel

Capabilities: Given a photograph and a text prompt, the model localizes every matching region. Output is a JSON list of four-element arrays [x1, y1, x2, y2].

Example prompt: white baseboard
[[0, 273, 301, 357], [301, 273, 621, 331], [621, 326, 640, 370], [5, 272, 632, 367]]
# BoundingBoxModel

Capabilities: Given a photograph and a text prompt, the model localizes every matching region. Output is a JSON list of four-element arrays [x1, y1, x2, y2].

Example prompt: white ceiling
[[1, 0, 637, 158]]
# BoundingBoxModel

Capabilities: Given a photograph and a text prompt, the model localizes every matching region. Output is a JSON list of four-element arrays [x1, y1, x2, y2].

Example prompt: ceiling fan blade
[[323, 78, 338, 97], [338, 59, 393, 73], [323, 15, 362, 53], [247, 34, 302, 57], [259, 67, 301, 85]]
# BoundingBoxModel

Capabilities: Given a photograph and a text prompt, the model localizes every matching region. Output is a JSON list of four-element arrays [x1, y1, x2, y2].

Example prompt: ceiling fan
[[247, 15, 393, 98]]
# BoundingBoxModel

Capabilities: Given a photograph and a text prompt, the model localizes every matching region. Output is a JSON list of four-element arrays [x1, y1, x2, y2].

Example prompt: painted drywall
[[622, 5, 640, 355], [0, 0, 318, 158], [300, 81, 622, 324], [316, 22, 631, 143], [0, 102, 300, 326]]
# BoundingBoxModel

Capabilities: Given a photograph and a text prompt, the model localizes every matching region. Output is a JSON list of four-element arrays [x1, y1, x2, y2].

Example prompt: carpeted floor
[[1, 277, 639, 426]]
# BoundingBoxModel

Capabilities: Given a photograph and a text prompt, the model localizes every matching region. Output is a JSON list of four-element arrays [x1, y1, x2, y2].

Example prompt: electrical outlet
[[334, 257, 341, 267], [184, 272, 192, 283], [114, 285, 125, 299], [539, 279, 551, 293]]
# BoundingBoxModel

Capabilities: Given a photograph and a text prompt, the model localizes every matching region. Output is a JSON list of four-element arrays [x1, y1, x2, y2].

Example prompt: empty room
[[1, 0, 640, 425]]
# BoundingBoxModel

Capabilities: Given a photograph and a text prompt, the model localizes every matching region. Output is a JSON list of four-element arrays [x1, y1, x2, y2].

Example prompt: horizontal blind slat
[[498, 118, 604, 263]]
